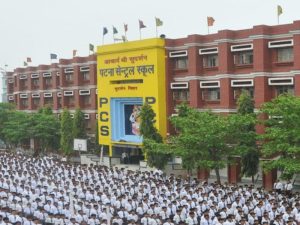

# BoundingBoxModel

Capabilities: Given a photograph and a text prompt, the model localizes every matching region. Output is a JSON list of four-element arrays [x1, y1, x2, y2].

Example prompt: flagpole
[[207, 25, 210, 34], [156, 25, 158, 38], [102, 35, 104, 45], [139, 28, 142, 40]]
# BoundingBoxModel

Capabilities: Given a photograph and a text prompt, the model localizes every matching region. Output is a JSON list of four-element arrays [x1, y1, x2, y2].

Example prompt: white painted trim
[[59, 61, 96, 68], [268, 39, 293, 48], [170, 82, 189, 89], [64, 90, 74, 96], [96, 114, 98, 119], [64, 68, 74, 74], [19, 74, 27, 80], [173, 70, 300, 82], [70, 114, 74, 118], [268, 77, 293, 86], [199, 47, 218, 55], [169, 50, 188, 58], [80, 66, 90, 72], [43, 92, 53, 98], [231, 79, 254, 87], [57, 92, 62, 97], [79, 90, 91, 95], [8, 96, 14, 100], [43, 72, 51, 77], [20, 93, 28, 98], [95, 89, 98, 95], [84, 114, 90, 119], [31, 93, 40, 98], [31, 74, 39, 79], [56, 72, 60, 76], [200, 80, 220, 88], [231, 43, 253, 52]]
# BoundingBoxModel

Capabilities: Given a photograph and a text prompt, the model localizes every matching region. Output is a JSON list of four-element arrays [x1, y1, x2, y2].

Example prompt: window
[[277, 47, 293, 62], [233, 88, 254, 100], [44, 97, 53, 106], [202, 88, 220, 101], [67, 96, 75, 105], [234, 51, 253, 65], [172, 90, 190, 102], [33, 98, 40, 106], [82, 96, 91, 105], [21, 99, 28, 107], [33, 79, 39, 86], [175, 57, 188, 69], [45, 78, 52, 85], [82, 72, 90, 81], [65, 74, 73, 81], [276, 86, 294, 96], [203, 54, 218, 68]]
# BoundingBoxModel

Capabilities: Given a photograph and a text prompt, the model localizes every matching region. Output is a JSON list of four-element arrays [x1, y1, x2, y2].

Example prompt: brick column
[[74, 90, 80, 108], [253, 39, 271, 72], [220, 78, 234, 109], [263, 168, 277, 191], [227, 157, 241, 184], [189, 80, 203, 108], [197, 169, 210, 180], [294, 75, 300, 96], [293, 34, 300, 70], [254, 76, 270, 108], [74, 66, 80, 87], [218, 42, 233, 74]]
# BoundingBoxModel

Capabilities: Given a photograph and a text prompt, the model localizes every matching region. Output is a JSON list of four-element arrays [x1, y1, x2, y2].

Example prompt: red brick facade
[[6, 55, 97, 135], [165, 20, 300, 187]]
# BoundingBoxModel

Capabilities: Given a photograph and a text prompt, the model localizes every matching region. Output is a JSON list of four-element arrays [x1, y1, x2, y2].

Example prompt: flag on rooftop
[[73, 50, 77, 57], [26, 57, 32, 63], [113, 26, 118, 35], [155, 17, 163, 27], [207, 17, 215, 27], [124, 24, 128, 33], [23, 62, 28, 67], [139, 20, 146, 29], [277, 5, 283, 16], [89, 44, 94, 52], [50, 53, 57, 60], [103, 27, 108, 36]]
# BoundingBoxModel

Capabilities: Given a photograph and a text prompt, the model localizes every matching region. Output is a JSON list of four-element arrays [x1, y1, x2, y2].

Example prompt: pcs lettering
[[98, 97, 156, 136]]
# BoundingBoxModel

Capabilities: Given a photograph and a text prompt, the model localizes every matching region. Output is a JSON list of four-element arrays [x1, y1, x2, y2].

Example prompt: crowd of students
[[0, 152, 298, 225]]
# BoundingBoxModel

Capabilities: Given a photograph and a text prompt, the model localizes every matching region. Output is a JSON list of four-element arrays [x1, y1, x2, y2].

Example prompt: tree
[[73, 108, 86, 139], [0, 103, 15, 146], [3, 111, 31, 147], [60, 108, 73, 156], [260, 94, 300, 179], [170, 106, 236, 183], [140, 103, 171, 170], [236, 91, 259, 183], [29, 108, 60, 155]]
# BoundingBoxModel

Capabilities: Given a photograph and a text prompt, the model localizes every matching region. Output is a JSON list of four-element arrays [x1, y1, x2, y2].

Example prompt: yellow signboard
[[97, 38, 167, 155]]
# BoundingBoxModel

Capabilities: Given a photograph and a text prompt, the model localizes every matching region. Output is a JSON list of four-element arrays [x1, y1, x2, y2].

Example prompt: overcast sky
[[0, 0, 299, 72]]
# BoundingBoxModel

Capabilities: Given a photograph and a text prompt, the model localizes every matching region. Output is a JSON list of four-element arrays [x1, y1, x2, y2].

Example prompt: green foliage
[[0, 103, 15, 144], [169, 106, 237, 182], [260, 94, 300, 178], [140, 103, 171, 169], [237, 91, 255, 115], [29, 110, 60, 153], [38, 105, 53, 115], [3, 111, 30, 146], [235, 91, 259, 181], [73, 108, 86, 139], [60, 108, 73, 155], [140, 103, 162, 142]]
